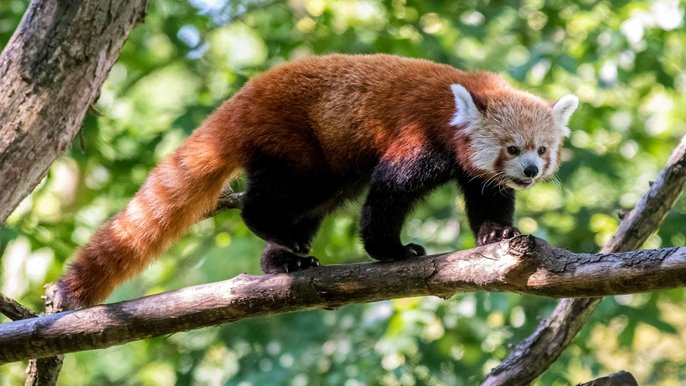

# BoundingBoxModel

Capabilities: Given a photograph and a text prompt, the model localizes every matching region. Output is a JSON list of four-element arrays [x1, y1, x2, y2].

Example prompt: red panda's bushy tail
[[58, 120, 240, 309]]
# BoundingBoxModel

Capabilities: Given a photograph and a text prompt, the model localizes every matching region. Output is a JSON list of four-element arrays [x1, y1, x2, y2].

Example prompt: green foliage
[[2, 0, 686, 384]]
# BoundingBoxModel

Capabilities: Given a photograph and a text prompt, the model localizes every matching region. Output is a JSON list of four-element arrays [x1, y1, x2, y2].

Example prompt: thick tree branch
[[483, 134, 686, 385], [1, 236, 685, 363]]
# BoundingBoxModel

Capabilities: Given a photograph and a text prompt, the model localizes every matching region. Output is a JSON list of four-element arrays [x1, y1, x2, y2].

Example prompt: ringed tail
[[58, 118, 240, 309]]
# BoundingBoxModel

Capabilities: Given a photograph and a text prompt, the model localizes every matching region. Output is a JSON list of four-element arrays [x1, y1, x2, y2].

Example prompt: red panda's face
[[450, 85, 578, 189]]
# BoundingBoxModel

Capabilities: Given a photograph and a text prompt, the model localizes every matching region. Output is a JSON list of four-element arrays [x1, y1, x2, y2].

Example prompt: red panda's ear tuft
[[552, 94, 579, 136], [449, 84, 483, 130]]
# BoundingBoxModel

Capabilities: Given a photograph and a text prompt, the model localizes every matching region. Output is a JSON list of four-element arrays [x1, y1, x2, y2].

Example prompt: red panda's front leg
[[360, 182, 427, 261], [361, 149, 456, 261], [456, 171, 521, 246]]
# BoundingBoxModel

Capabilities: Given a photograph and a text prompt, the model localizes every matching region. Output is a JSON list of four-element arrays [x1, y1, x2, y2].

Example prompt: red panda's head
[[450, 84, 578, 190]]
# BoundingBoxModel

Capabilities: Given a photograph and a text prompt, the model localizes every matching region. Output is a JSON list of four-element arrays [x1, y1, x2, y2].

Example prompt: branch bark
[[0, 0, 148, 225], [577, 371, 638, 386], [1, 236, 686, 364], [205, 187, 244, 217], [23, 284, 65, 386], [482, 134, 686, 385], [0, 292, 36, 321]]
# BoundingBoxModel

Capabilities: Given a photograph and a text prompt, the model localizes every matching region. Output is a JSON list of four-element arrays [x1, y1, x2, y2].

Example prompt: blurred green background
[[2, 0, 686, 385]]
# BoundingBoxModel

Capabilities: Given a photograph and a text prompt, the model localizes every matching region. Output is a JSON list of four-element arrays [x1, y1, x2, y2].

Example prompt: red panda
[[57, 54, 578, 309]]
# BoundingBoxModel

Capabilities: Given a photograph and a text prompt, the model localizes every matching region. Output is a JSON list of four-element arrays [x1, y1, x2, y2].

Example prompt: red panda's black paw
[[269, 240, 311, 256], [261, 244, 320, 274], [402, 243, 427, 258], [283, 256, 321, 273], [477, 223, 521, 246], [366, 243, 426, 261], [289, 241, 312, 256]]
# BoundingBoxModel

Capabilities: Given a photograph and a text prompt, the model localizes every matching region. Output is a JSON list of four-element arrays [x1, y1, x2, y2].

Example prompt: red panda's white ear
[[552, 95, 579, 136], [449, 84, 482, 130]]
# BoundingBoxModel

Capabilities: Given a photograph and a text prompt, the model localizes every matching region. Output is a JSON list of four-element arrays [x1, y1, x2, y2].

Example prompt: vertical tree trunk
[[0, 0, 149, 224]]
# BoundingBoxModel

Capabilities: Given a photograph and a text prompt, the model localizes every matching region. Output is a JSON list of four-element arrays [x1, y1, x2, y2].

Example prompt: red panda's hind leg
[[241, 175, 329, 255], [260, 242, 321, 274], [240, 152, 339, 273], [245, 195, 325, 274]]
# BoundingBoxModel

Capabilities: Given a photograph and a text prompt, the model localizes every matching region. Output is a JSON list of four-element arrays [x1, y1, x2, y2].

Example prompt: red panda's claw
[[501, 226, 522, 239], [404, 243, 426, 258], [478, 223, 521, 246], [290, 241, 311, 256], [283, 256, 321, 273]]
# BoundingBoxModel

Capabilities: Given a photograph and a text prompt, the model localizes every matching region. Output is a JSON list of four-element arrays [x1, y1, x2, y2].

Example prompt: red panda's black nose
[[524, 165, 539, 178]]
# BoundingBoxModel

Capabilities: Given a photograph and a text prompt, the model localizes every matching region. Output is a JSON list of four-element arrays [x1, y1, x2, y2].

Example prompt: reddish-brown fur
[[59, 122, 240, 308], [59, 54, 544, 308]]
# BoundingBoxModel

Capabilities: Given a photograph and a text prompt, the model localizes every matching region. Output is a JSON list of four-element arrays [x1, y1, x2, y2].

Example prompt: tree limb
[[0, 292, 36, 321], [482, 134, 686, 385], [577, 371, 638, 386], [23, 284, 65, 386], [0, 0, 149, 225], [1, 236, 686, 364], [205, 187, 244, 217]]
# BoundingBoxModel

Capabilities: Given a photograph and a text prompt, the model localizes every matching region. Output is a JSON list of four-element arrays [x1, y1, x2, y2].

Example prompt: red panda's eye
[[538, 146, 547, 155], [507, 146, 520, 156]]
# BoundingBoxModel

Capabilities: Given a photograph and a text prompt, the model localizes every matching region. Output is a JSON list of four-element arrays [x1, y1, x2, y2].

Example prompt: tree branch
[[577, 371, 638, 386], [0, 0, 149, 225], [0, 292, 36, 321], [205, 187, 244, 217], [1, 236, 685, 363], [482, 134, 686, 385], [23, 284, 65, 386]]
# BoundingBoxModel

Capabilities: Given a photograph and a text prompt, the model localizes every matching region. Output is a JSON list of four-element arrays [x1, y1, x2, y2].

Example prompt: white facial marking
[[449, 84, 482, 131], [543, 143, 559, 175], [552, 94, 579, 136], [469, 133, 500, 171]]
